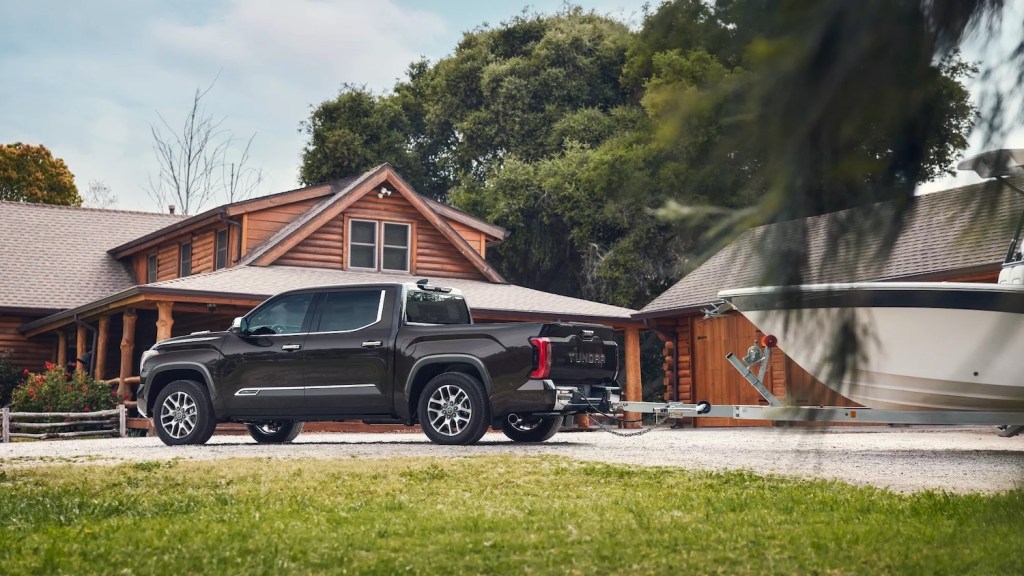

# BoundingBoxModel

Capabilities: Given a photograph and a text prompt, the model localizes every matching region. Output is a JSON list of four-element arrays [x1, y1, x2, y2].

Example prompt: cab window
[[247, 293, 314, 335], [316, 290, 384, 332]]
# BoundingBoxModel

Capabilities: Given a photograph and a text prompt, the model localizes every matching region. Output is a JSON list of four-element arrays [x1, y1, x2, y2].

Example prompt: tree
[[147, 81, 263, 215], [82, 180, 118, 209], [0, 143, 81, 205], [297, 3, 980, 315]]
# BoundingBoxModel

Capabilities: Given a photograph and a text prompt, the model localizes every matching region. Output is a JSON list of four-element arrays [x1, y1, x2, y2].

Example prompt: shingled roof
[[637, 177, 1024, 317], [144, 265, 636, 322], [0, 202, 184, 312]]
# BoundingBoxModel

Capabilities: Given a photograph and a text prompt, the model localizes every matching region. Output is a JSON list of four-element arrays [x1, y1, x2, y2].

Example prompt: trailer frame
[[618, 341, 1024, 435]]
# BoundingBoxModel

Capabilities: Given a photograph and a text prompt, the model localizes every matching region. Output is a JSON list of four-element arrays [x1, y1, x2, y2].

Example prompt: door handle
[[281, 344, 302, 351], [362, 341, 383, 348]]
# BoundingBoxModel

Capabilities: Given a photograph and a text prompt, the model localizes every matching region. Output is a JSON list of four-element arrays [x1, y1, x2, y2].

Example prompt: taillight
[[529, 337, 552, 379]]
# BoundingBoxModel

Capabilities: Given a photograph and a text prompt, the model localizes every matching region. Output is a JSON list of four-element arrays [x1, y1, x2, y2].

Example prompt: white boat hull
[[720, 283, 1024, 412]]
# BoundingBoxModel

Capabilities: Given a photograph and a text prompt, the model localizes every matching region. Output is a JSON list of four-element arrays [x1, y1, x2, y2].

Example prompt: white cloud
[[1, 0, 449, 212]]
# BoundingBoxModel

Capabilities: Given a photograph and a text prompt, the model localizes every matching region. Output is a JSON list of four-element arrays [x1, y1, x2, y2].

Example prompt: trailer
[[617, 338, 1024, 438]]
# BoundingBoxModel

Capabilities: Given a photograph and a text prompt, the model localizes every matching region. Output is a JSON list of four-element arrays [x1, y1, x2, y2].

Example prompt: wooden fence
[[1, 405, 126, 442]]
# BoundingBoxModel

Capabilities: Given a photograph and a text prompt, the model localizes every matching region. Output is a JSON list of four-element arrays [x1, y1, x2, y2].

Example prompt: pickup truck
[[137, 280, 620, 446]]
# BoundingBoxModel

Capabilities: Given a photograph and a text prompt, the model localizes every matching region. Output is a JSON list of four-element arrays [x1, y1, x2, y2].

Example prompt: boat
[[719, 282, 1024, 411], [719, 149, 1024, 413]]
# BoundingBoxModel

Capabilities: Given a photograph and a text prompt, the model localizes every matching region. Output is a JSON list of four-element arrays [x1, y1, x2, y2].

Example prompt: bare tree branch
[[146, 77, 263, 214]]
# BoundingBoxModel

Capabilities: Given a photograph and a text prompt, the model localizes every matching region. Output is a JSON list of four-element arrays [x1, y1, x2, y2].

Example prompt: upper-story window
[[348, 219, 410, 273], [179, 241, 192, 277], [146, 254, 158, 283], [215, 229, 228, 270]]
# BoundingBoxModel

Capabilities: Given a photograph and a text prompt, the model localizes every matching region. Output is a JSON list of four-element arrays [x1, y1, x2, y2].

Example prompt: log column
[[156, 302, 174, 342], [118, 308, 137, 401], [57, 331, 67, 367], [623, 326, 642, 429], [94, 315, 110, 380], [76, 324, 87, 374]]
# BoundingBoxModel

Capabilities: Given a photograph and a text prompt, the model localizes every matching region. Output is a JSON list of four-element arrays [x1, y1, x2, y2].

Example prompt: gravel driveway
[[2, 426, 1022, 493]]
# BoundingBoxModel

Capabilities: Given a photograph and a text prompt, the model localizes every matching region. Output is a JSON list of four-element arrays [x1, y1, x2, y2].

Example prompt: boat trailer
[[618, 337, 1024, 437]]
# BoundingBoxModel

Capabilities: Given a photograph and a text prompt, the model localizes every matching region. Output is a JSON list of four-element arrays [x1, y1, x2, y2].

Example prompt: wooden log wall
[[0, 314, 54, 372], [156, 243, 178, 281], [192, 230, 215, 273], [449, 221, 486, 258], [244, 198, 320, 250], [276, 189, 486, 280], [660, 316, 693, 403], [277, 216, 345, 269]]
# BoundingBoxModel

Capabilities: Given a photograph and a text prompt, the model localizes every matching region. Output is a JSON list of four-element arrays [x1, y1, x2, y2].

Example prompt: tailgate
[[536, 323, 618, 381]]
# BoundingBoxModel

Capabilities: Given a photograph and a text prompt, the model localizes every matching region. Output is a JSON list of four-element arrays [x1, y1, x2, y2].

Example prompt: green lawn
[[0, 456, 1021, 575]]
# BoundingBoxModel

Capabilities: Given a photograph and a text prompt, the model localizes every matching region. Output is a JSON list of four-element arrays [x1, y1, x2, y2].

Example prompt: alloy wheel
[[426, 384, 473, 437], [160, 390, 198, 439]]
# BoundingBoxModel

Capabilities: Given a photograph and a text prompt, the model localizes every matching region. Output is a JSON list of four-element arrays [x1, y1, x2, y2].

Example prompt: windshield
[[405, 290, 471, 325]]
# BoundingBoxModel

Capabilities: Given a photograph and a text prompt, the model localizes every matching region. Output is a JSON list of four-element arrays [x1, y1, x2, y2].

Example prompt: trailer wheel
[[993, 424, 1023, 438]]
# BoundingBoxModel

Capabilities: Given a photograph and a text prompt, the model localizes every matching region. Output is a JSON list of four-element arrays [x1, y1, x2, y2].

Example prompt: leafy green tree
[[298, 2, 980, 315], [0, 143, 81, 205]]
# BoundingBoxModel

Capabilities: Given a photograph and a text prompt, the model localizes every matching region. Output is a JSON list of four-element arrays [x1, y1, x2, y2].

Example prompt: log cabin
[[2, 164, 643, 427], [635, 177, 1024, 426]]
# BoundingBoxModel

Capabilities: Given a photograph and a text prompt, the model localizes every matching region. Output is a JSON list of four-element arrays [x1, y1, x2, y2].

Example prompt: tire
[[246, 421, 303, 443], [993, 424, 1023, 438], [501, 415, 562, 443], [154, 379, 216, 446], [417, 372, 490, 445]]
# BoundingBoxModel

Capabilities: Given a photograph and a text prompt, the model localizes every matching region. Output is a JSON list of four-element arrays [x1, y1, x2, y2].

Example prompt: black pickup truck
[[138, 280, 620, 446]]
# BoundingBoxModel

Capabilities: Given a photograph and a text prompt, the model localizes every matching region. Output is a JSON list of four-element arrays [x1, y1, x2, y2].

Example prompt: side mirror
[[229, 316, 248, 335]]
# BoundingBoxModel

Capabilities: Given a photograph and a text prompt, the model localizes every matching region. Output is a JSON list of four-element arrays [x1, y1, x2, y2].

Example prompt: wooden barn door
[[692, 313, 776, 427]]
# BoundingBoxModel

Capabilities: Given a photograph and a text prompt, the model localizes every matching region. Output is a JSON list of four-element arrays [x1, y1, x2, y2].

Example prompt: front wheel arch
[[146, 364, 216, 415], [153, 379, 216, 446]]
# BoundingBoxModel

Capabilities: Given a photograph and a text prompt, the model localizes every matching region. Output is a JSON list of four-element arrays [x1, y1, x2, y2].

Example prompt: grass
[[0, 456, 1021, 575]]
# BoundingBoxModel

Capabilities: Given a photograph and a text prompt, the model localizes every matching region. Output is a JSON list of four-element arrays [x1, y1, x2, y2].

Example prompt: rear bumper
[[545, 380, 620, 413]]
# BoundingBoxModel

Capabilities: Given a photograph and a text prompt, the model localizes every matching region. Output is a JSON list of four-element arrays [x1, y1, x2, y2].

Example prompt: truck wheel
[[418, 372, 490, 445], [154, 380, 216, 446], [246, 421, 303, 443], [502, 415, 562, 443]]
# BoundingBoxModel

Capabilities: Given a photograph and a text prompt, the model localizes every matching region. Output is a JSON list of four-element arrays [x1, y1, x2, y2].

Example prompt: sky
[[0, 1, 1020, 212]]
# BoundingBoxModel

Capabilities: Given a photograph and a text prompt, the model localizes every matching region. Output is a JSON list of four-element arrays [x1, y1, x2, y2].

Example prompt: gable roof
[[0, 201, 184, 312], [637, 176, 1024, 317], [107, 178, 351, 258], [243, 164, 507, 283]]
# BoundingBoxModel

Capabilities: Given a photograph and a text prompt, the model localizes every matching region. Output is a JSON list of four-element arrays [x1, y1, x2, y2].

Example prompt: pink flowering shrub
[[11, 362, 117, 413]]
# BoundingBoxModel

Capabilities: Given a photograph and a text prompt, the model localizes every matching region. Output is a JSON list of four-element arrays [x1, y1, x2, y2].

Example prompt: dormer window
[[146, 254, 158, 283], [348, 219, 410, 273], [215, 229, 228, 270]]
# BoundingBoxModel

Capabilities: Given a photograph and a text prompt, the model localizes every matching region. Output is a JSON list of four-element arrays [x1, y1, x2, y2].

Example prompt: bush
[[10, 362, 117, 413], [0, 352, 23, 407]]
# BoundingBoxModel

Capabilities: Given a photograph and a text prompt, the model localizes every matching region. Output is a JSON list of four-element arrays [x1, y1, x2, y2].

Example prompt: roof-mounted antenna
[[416, 279, 429, 286]]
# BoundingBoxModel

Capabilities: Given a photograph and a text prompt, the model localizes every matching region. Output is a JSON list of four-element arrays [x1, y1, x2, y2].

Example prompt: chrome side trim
[[235, 384, 377, 396], [305, 384, 376, 390]]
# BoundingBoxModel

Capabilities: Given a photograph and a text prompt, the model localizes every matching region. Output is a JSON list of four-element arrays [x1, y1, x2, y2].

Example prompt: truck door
[[301, 287, 394, 415], [218, 291, 316, 416]]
